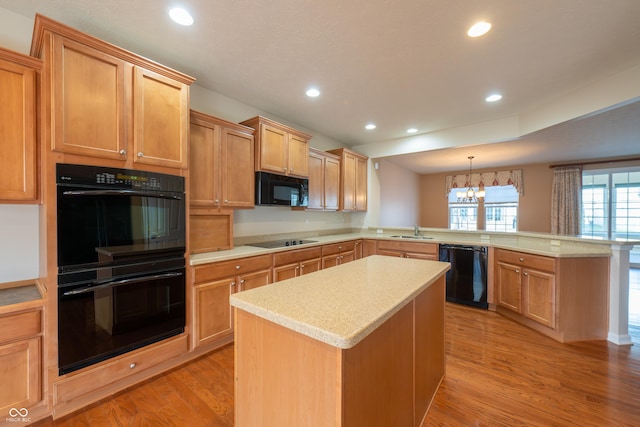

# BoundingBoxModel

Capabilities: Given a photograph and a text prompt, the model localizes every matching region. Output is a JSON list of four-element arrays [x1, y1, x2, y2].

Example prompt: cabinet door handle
[[130, 363, 136, 369], [231, 281, 236, 287], [240, 279, 245, 284], [119, 149, 126, 155], [519, 257, 524, 262], [515, 270, 520, 274], [235, 265, 240, 270], [137, 152, 144, 157], [523, 272, 528, 276], [215, 199, 220, 205], [224, 199, 229, 203]]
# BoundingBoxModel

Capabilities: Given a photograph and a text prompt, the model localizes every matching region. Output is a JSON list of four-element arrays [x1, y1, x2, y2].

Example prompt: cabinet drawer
[[273, 247, 322, 266], [194, 254, 272, 284], [0, 309, 42, 343], [55, 335, 187, 404], [322, 241, 356, 256], [377, 240, 437, 255], [495, 249, 555, 273]]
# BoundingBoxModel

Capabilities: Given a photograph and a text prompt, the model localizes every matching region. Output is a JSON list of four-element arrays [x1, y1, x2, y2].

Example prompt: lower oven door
[[58, 267, 186, 375]]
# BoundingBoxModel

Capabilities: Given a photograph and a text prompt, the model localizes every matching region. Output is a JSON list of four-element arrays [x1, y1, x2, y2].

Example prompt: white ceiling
[[0, 0, 639, 173]]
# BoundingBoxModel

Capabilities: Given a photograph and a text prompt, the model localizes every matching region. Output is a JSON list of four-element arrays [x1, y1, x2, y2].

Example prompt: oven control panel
[[56, 163, 184, 192]]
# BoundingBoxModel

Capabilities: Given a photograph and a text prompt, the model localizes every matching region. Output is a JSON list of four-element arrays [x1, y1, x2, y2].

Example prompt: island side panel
[[341, 302, 414, 427], [415, 275, 446, 426], [234, 309, 341, 427]]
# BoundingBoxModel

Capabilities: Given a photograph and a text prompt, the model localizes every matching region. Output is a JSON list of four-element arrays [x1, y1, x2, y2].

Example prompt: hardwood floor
[[33, 303, 640, 427]]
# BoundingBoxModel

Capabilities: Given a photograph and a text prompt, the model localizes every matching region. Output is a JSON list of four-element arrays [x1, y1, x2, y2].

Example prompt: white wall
[[0, 206, 40, 281], [376, 158, 420, 227]]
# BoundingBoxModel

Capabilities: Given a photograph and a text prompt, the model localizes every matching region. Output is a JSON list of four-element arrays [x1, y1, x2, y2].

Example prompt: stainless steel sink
[[390, 235, 433, 240]]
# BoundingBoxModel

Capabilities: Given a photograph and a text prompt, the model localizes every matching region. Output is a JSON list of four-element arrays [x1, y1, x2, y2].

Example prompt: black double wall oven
[[56, 164, 186, 375]]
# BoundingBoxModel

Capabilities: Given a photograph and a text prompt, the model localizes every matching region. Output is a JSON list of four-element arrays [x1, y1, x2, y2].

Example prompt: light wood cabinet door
[[189, 120, 218, 207], [300, 258, 321, 275], [324, 155, 340, 210], [307, 151, 324, 210], [273, 263, 299, 282], [258, 123, 288, 174], [52, 35, 128, 160], [288, 133, 309, 177], [195, 278, 234, 345], [496, 262, 522, 313], [355, 155, 368, 211], [523, 268, 556, 328], [343, 152, 356, 210], [238, 269, 272, 292], [133, 67, 189, 169], [0, 337, 41, 415], [221, 127, 254, 208], [0, 51, 38, 201]]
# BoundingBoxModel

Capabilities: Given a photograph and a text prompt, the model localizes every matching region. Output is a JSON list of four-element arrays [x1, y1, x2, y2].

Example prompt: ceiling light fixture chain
[[456, 156, 486, 203]]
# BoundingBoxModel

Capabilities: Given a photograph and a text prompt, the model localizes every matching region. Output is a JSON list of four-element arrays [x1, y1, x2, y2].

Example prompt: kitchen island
[[230, 255, 450, 427]]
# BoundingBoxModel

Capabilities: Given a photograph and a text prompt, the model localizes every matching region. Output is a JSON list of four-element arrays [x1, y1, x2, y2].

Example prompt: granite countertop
[[190, 228, 625, 265], [229, 255, 450, 349]]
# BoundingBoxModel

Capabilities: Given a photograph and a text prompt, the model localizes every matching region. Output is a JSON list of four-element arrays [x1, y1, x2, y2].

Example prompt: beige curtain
[[551, 166, 582, 235]]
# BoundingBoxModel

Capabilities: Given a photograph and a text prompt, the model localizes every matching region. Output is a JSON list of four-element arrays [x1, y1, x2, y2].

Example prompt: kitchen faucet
[[414, 224, 420, 237]]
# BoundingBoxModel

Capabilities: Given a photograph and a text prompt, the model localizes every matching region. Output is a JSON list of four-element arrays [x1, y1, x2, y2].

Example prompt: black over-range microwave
[[255, 171, 309, 207]]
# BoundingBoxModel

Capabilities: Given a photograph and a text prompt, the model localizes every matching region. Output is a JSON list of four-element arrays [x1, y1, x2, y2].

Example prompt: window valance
[[445, 169, 523, 197]]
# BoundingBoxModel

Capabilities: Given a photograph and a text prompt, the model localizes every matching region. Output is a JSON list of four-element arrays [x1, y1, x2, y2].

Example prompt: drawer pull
[[130, 363, 136, 369], [235, 265, 240, 270], [515, 270, 520, 274], [519, 257, 525, 262]]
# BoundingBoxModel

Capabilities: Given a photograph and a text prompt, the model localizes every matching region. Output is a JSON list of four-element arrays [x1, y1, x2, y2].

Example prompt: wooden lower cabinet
[[494, 249, 608, 342], [377, 240, 438, 260], [321, 241, 356, 269], [273, 246, 322, 282], [0, 306, 42, 417], [192, 255, 272, 348]]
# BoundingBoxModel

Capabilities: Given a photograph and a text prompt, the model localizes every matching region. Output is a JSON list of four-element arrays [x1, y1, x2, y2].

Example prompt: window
[[582, 168, 640, 266], [582, 170, 640, 240], [448, 185, 519, 231]]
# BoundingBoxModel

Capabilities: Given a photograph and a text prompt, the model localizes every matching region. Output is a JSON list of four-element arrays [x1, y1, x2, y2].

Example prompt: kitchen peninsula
[[230, 255, 450, 427]]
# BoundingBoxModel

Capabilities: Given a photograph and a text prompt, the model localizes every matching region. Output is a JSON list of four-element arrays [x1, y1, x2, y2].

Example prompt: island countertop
[[229, 255, 450, 349]]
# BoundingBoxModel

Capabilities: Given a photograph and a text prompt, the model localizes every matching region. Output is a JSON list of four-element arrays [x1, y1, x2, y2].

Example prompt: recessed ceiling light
[[485, 94, 502, 102], [169, 7, 194, 26], [306, 88, 320, 97], [467, 21, 491, 37], [407, 128, 418, 134], [365, 123, 376, 130]]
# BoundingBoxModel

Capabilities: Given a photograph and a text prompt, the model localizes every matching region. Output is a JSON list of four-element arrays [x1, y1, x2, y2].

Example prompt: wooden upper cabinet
[[133, 68, 189, 168], [308, 148, 340, 211], [327, 148, 368, 212], [240, 116, 311, 178], [51, 36, 127, 160], [189, 110, 255, 209], [0, 47, 40, 202], [31, 14, 194, 169]]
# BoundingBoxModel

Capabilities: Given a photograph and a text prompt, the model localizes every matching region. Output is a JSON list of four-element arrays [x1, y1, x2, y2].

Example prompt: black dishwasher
[[439, 244, 488, 309]]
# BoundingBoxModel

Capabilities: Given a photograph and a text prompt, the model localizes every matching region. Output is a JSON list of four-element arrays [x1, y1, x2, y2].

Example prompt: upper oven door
[[57, 187, 186, 271]]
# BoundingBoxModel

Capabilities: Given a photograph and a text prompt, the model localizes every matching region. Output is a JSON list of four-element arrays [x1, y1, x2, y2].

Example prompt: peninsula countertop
[[190, 227, 630, 265], [229, 255, 450, 349]]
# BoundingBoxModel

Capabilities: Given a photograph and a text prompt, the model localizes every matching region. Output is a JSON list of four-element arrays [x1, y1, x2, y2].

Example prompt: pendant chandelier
[[456, 156, 485, 203]]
